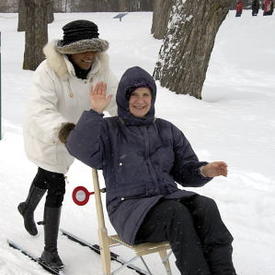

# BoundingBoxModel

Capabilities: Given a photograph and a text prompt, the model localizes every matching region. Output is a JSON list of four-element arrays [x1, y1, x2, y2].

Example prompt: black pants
[[235, 11, 242, 17], [136, 196, 236, 275], [32, 167, 66, 208]]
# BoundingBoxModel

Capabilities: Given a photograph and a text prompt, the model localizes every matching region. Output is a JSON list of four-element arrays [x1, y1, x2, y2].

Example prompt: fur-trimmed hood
[[43, 40, 110, 80]]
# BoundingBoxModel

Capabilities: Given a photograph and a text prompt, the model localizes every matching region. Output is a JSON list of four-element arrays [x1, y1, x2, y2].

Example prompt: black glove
[[58, 123, 75, 143]]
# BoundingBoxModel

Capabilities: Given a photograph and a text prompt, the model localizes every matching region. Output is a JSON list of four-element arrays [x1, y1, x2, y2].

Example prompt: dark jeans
[[235, 11, 242, 17], [135, 196, 236, 275], [32, 167, 66, 208]]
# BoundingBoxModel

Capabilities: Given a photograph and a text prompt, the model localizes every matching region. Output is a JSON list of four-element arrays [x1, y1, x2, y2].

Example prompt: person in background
[[263, 0, 274, 15], [236, 0, 244, 17], [252, 0, 260, 16], [18, 19, 117, 270], [64, 66, 237, 275]]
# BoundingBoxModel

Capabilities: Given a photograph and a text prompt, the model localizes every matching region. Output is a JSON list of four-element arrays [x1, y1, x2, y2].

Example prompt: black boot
[[40, 207, 64, 270], [18, 183, 46, 236]]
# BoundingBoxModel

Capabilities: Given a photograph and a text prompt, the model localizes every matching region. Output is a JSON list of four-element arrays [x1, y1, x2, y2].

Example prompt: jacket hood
[[116, 66, 157, 126]]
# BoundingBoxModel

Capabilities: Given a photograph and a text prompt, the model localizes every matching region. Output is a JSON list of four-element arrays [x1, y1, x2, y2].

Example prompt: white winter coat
[[23, 40, 118, 174]]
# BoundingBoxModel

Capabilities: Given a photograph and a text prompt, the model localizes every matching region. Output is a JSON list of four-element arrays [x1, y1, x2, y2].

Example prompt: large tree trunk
[[47, 0, 54, 24], [153, 0, 231, 99], [151, 0, 172, 39], [18, 0, 53, 31], [23, 0, 48, 71], [0, 0, 17, 12], [17, 0, 26, 31]]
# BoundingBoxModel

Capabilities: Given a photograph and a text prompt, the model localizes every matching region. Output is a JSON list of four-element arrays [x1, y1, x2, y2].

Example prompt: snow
[[0, 10, 275, 275]]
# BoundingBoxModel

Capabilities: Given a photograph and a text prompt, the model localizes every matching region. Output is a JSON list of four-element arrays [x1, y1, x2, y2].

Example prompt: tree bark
[[47, 0, 54, 24], [151, 0, 172, 39], [17, 0, 26, 32], [153, 0, 231, 99], [23, 0, 48, 71]]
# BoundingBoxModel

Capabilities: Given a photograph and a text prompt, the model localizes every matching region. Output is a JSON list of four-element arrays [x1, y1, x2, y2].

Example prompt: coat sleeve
[[25, 63, 68, 144], [65, 110, 106, 169], [171, 124, 212, 187]]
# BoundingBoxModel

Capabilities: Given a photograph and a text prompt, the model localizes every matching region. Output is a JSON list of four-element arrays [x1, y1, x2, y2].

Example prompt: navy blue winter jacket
[[66, 66, 212, 244]]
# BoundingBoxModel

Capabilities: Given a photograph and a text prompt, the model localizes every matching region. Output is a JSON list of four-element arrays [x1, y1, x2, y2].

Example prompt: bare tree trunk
[[154, 0, 231, 99], [140, 0, 153, 11], [129, 0, 140, 11], [17, 0, 26, 32], [151, 0, 172, 39], [47, 0, 54, 24], [53, 0, 68, 12], [0, 0, 17, 12], [23, 0, 48, 71]]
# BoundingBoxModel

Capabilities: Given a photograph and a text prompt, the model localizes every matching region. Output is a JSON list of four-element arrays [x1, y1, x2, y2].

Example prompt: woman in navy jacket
[[64, 67, 236, 275]]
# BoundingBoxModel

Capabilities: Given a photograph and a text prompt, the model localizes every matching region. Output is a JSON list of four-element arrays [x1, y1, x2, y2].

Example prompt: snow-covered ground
[[0, 10, 275, 275]]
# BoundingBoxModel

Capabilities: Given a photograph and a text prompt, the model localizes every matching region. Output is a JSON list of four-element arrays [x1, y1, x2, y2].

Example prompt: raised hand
[[200, 161, 228, 178], [90, 82, 112, 113]]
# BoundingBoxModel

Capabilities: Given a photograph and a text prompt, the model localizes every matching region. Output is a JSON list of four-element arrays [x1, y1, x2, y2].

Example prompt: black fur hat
[[56, 20, 109, 54]]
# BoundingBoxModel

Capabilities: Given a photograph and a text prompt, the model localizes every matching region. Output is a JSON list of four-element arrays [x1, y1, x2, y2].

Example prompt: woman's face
[[69, 51, 97, 70], [129, 87, 152, 118]]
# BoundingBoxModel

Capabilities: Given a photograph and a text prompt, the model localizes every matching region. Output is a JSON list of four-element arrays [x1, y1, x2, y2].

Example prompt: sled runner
[[7, 239, 64, 275], [72, 169, 173, 275]]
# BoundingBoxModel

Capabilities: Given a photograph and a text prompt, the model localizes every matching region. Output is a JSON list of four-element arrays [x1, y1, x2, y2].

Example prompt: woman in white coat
[[18, 20, 117, 270]]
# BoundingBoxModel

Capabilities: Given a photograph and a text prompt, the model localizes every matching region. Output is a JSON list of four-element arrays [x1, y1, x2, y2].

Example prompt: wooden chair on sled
[[92, 168, 173, 275]]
